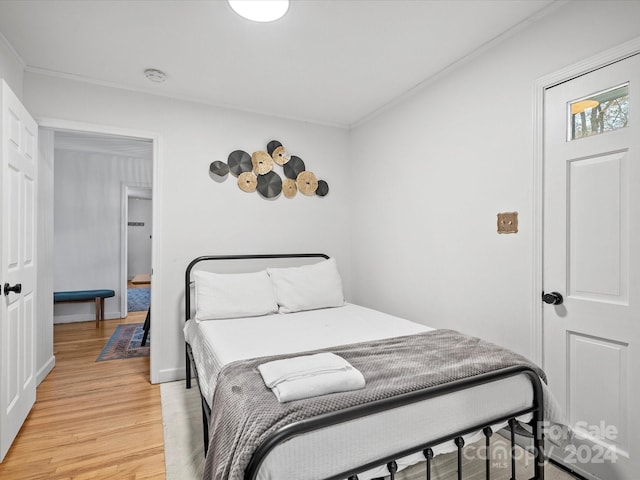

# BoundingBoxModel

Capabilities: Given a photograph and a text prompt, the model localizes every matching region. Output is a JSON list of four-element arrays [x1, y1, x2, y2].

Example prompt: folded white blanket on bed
[[258, 352, 352, 387], [258, 352, 366, 402], [269, 367, 366, 402]]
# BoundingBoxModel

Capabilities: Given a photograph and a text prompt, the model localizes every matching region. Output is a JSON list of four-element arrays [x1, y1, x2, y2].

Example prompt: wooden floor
[[0, 311, 165, 480]]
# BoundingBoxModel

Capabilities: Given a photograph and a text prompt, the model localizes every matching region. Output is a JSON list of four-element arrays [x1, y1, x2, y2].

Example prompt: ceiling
[[0, 0, 557, 128]]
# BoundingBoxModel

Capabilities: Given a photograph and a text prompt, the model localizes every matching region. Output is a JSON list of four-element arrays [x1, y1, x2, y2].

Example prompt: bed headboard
[[184, 253, 330, 322]]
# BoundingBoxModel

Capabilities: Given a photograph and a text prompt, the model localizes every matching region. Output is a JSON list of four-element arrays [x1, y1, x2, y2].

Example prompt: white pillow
[[194, 270, 278, 321], [267, 258, 345, 314]]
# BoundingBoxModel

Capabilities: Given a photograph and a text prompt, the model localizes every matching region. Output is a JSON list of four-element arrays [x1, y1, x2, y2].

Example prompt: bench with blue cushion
[[53, 289, 115, 326]]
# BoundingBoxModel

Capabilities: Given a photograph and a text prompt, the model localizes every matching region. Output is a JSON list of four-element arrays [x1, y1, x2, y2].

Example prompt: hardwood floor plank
[[0, 315, 165, 480]]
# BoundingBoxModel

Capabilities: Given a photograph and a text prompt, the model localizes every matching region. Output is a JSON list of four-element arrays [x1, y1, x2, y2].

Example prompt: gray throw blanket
[[203, 329, 546, 480]]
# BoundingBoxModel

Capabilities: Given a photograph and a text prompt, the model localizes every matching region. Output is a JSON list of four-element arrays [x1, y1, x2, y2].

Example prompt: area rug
[[161, 381, 205, 480], [128, 287, 150, 312], [96, 323, 149, 361]]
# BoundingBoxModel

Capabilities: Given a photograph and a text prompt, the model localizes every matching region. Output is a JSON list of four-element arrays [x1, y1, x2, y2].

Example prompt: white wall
[[23, 75, 351, 382], [53, 148, 152, 323], [0, 32, 23, 100], [127, 197, 152, 279], [349, 1, 640, 358]]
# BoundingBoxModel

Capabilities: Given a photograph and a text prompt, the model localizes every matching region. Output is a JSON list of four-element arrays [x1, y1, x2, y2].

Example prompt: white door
[[0, 80, 37, 463], [544, 53, 640, 479]]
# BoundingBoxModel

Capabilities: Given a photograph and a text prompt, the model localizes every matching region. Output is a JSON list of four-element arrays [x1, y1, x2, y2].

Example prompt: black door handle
[[542, 291, 563, 305], [3, 283, 22, 296]]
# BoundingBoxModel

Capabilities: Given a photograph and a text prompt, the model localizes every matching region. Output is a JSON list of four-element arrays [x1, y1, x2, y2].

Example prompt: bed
[[183, 254, 550, 480]]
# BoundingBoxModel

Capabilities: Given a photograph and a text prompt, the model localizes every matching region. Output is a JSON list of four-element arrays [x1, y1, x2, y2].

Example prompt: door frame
[[36, 117, 163, 384], [120, 184, 152, 317], [532, 36, 640, 366]]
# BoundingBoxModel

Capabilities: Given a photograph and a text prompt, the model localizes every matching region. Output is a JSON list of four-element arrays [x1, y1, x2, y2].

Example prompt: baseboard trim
[[53, 313, 121, 324], [36, 355, 55, 386], [155, 367, 184, 385]]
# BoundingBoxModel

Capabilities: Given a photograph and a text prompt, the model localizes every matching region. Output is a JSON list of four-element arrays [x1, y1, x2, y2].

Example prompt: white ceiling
[[0, 0, 557, 127]]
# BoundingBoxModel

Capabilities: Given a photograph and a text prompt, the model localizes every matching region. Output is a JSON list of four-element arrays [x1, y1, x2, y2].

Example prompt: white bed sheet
[[184, 304, 538, 480], [184, 303, 431, 407]]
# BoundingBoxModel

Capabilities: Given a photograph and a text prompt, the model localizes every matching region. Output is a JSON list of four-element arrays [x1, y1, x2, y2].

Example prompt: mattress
[[184, 303, 431, 407], [184, 304, 542, 480]]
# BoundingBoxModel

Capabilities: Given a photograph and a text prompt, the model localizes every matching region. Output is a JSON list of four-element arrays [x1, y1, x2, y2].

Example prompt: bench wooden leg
[[95, 297, 103, 327]]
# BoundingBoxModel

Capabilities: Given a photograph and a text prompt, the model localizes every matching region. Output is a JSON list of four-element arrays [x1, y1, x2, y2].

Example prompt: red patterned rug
[[96, 323, 149, 361]]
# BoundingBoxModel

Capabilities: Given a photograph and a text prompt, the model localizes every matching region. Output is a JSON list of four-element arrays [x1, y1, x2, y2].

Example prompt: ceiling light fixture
[[144, 68, 167, 83], [228, 0, 289, 22]]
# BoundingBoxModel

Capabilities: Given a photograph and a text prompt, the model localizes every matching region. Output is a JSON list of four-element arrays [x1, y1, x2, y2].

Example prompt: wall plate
[[497, 212, 518, 234]]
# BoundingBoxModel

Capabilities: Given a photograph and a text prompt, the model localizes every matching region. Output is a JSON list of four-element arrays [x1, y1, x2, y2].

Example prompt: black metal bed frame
[[184, 253, 545, 480]]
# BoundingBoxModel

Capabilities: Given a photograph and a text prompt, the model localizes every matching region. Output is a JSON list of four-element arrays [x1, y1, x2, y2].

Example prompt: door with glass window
[[544, 53, 639, 479]]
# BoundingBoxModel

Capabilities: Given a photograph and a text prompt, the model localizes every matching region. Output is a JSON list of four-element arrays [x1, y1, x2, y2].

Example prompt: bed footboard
[[186, 343, 545, 480], [244, 364, 545, 480]]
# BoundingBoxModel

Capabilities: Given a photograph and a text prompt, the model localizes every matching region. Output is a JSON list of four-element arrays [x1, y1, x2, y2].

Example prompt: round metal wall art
[[211, 140, 329, 200], [257, 171, 282, 198], [267, 140, 282, 155], [316, 180, 329, 197], [209, 160, 229, 177], [283, 155, 305, 180], [228, 150, 252, 176]]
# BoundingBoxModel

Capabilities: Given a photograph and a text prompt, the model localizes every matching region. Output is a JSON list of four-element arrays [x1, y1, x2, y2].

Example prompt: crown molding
[[24, 65, 350, 130]]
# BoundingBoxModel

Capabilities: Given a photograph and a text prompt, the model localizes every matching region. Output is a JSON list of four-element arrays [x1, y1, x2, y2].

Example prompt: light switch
[[497, 212, 518, 234]]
